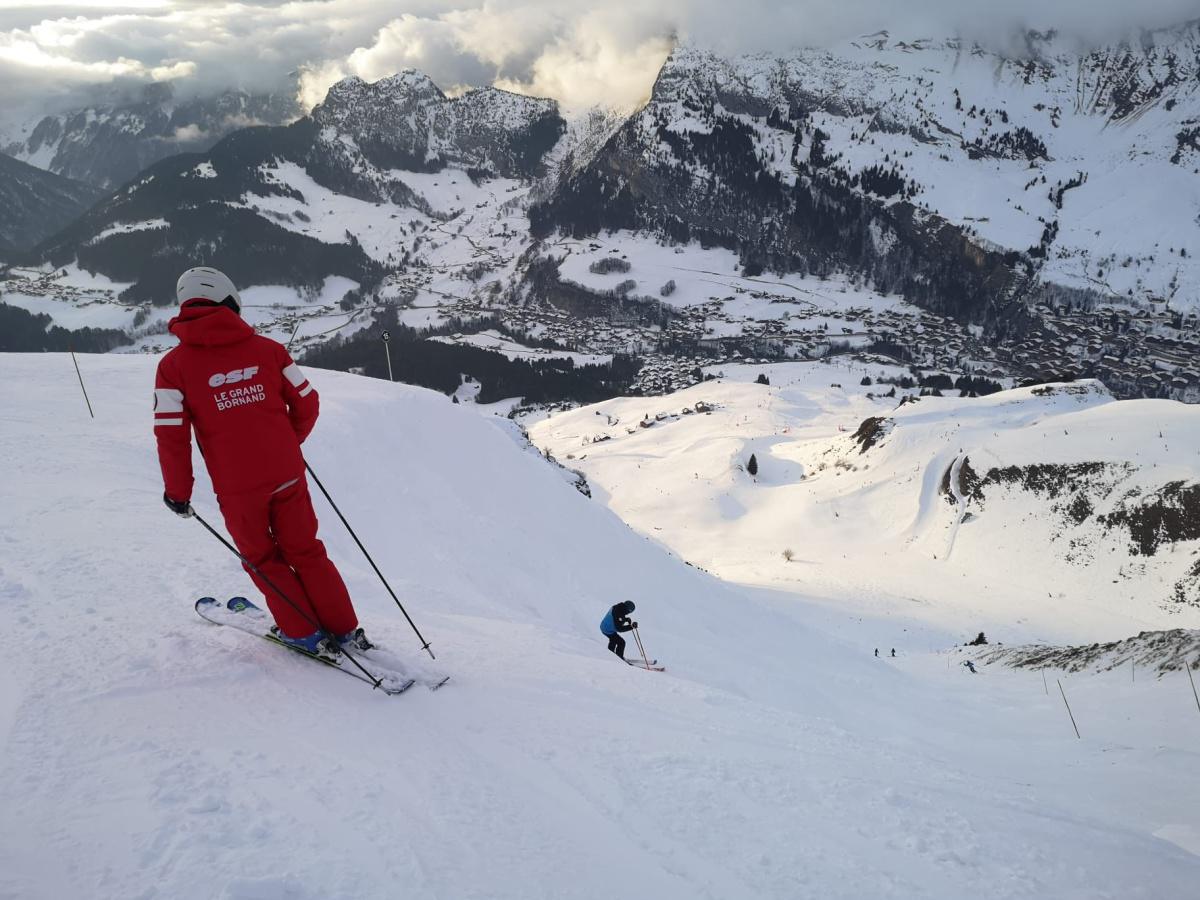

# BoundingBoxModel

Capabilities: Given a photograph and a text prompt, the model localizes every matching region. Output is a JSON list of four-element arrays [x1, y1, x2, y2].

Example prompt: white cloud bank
[[1, 0, 1197, 122]]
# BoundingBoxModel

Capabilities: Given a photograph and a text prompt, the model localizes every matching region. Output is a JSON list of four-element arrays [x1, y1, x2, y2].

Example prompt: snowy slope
[[2, 353, 1198, 898], [530, 361, 1200, 643], [671, 26, 1200, 305]]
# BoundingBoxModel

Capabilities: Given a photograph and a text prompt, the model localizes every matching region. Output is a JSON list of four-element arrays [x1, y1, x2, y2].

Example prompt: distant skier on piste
[[154, 266, 370, 658], [600, 601, 637, 659]]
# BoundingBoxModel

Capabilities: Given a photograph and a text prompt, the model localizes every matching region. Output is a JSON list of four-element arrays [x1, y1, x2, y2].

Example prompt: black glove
[[631, 621, 638, 629], [163, 492, 194, 518]]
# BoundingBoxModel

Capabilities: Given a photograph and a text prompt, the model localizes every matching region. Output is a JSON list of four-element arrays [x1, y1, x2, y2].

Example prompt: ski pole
[[70, 348, 94, 418], [381, 330, 394, 382], [1187, 659, 1200, 716], [192, 510, 385, 690], [633, 625, 651, 670], [286, 319, 302, 353], [305, 461, 435, 659]]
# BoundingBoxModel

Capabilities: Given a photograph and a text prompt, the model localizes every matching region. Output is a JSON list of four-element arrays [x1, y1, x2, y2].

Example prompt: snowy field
[[2, 288, 142, 331], [430, 329, 612, 366], [1, 353, 1198, 899], [530, 360, 1200, 644], [1, 264, 139, 331], [234, 161, 413, 265], [240, 158, 531, 298], [555, 229, 910, 315]]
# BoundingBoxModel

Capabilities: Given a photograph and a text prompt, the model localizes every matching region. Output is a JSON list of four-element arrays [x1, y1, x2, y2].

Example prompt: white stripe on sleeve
[[298, 384, 314, 397], [154, 417, 184, 427], [154, 388, 184, 413], [282, 363, 307, 388]]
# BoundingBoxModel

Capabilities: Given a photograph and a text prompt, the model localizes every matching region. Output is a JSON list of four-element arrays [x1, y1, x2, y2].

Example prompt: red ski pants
[[218, 476, 359, 638]]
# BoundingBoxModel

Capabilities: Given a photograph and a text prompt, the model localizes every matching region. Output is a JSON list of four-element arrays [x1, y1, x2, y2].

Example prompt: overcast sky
[[0, 0, 1196, 121]]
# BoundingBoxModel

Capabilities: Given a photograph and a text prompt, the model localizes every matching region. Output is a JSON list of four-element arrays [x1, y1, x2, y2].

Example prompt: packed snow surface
[[1, 353, 1198, 899]]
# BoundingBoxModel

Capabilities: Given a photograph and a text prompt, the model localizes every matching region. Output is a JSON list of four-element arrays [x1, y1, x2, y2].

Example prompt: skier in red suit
[[154, 267, 368, 655]]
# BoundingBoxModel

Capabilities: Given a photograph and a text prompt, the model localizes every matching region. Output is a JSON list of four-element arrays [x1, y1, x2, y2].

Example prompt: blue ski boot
[[337, 627, 374, 652], [274, 629, 341, 659]]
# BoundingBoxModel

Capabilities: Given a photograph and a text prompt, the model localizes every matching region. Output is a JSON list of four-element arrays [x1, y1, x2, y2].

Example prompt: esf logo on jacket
[[208, 366, 259, 388], [209, 366, 265, 411]]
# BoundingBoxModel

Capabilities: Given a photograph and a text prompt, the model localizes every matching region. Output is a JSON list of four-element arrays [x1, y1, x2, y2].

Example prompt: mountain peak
[[377, 69, 445, 99], [309, 67, 563, 179], [320, 70, 446, 112]]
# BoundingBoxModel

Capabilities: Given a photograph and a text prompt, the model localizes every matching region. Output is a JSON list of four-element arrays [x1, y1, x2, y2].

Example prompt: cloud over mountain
[[1, 0, 1197, 121]]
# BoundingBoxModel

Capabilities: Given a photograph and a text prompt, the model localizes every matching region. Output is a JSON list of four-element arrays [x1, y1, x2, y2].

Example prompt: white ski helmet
[[176, 266, 241, 313]]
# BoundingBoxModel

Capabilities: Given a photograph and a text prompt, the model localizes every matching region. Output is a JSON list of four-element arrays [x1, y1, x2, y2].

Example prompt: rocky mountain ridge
[[1, 83, 298, 190], [313, 72, 563, 178]]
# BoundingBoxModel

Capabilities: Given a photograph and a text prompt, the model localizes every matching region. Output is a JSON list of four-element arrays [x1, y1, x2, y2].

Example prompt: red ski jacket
[[154, 300, 318, 501]]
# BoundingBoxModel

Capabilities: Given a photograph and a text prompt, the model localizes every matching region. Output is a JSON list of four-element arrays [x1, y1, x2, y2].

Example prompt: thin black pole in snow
[[1042, 669, 1048, 695], [305, 461, 435, 659], [70, 349, 94, 418], [192, 510, 385, 690], [1187, 659, 1200, 716], [1057, 679, 1081, 739]]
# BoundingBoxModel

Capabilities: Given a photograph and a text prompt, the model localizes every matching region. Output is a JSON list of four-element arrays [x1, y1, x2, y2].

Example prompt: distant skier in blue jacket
[[600, 601, 637, 659]]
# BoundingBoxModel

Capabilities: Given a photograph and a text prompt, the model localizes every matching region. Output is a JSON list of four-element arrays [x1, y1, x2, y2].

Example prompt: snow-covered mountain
[[2, 351, 1197, 898], [5, 24, 1200, 402], [0, 153, 103, 254], [1, 83, 297, 190], [535, 23, 1200, 317], [530, 361, 1200, 643], [22, 73, 563, 319], [313, 72, 563, 178]]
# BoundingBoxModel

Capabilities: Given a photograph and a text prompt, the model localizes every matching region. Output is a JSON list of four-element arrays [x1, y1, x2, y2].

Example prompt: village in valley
[[5, 227, 1200, 403], [431, 258, 1200, 401]]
